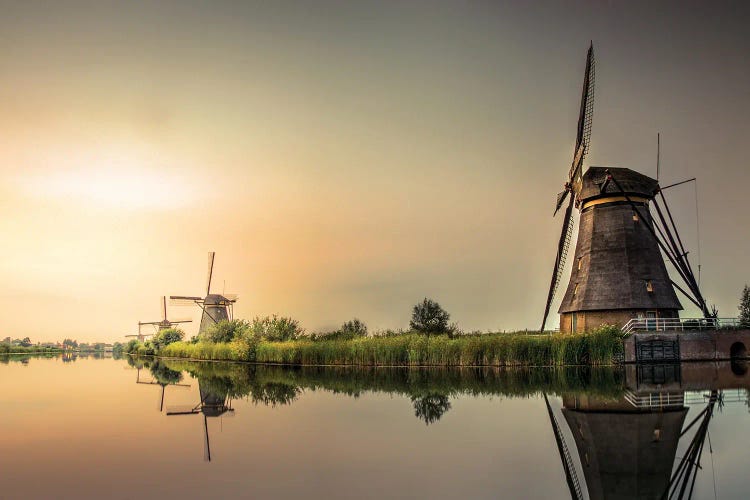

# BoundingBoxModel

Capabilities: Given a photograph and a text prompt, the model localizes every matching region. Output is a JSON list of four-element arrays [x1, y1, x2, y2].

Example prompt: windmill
[[124, 332, 154, 343], [138, 296, 192, 334], [540, 43, 706, 333], [170, 252, 238, 335]]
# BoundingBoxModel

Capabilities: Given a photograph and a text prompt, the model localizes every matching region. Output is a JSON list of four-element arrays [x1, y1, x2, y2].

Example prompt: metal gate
[[636, 338, 680, 362]]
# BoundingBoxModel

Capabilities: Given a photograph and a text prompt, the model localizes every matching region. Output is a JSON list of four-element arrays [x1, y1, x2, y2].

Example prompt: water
[[1, 355, 748, 499]]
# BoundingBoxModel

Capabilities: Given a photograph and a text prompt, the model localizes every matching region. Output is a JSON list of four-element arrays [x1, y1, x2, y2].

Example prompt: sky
[[1, 0, 748, 342]]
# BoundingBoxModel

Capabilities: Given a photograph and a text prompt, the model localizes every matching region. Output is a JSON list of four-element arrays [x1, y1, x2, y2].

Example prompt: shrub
[[249, 315, 304, 342], [410, 298, 452, 336], [341, 318, 367, 337], [202, 320, 251, 344], [152, 328, 185, 350], [739, 285, 750, 328], [311, 319, 368, 341], [125, 339, 141, 354]]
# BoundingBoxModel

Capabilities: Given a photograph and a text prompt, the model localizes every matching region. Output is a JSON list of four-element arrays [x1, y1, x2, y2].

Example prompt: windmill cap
[[204, 293, 235, 305], [580, 166, 659, 203]]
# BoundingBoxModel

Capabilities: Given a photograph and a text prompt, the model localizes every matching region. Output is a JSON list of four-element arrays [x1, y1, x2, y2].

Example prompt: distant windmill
[[138, 296, 192, 333], [170, 252, 238, 335], [124, 332, 154, 343]]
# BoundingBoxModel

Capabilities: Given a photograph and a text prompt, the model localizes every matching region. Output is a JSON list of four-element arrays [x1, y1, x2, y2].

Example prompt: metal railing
[[624, 390, 685, 409], [622, 317, 740, 334]]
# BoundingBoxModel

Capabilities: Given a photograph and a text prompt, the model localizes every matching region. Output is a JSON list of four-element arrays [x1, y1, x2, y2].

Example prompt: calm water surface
[[1, 354, 748, 499]]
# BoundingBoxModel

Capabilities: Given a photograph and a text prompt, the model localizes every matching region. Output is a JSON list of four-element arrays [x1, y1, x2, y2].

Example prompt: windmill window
[[573, 283, 579, 295], [577, 257, 583, 270], [633, 212, 639, 222], [646, 280, 654, 293]]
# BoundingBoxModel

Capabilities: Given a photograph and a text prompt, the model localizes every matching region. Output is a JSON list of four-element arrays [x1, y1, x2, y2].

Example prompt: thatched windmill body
[[540, 43, 707, 333], [171, 252, 237, 335]]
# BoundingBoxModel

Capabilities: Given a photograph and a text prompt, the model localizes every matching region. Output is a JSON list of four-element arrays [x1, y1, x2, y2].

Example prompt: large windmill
[[170, 252, 238, 335], [540, 43, 706, 333]]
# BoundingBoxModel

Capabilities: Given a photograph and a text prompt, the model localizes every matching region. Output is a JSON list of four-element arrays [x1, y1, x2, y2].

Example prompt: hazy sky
[[1, 1, 748, 342]]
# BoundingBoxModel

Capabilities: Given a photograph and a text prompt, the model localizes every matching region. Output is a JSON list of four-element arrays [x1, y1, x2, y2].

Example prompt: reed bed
[[159, 327, 622, 367]]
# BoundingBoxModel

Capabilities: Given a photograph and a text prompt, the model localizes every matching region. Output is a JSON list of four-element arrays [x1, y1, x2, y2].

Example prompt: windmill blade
[[553, 190, 569, 216], [206, 251, 215, 296], [162, 296, 167, 322], [138, 321, 161, 326], [203, 414, 211, 462], [170, 296, 204, 306], [540, 196, 575, 332], [222, 294, 238, 302], [169, 318, 193, 324], [166, 405, 201, 415], [574, 42, 595, 159]]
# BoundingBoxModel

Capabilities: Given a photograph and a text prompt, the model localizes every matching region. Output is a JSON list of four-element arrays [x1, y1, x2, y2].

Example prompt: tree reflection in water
[[126, 358, 626, 424], [411, 393, 452, 425]]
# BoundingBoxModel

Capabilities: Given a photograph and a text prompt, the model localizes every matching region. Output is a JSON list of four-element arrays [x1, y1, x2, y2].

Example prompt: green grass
[[157, 326, 622, 367], [160, 340, 251, 361]]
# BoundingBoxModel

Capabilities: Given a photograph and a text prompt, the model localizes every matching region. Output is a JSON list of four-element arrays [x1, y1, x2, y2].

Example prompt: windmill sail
[[206, 251, 215, 296], [540, 43, 595, 332]]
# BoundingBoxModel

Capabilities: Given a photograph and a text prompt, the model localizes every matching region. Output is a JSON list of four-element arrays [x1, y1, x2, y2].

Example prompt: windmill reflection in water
[[544, 363, 741, 500], [134, 363, 191, 412], [166, 383, 235, 462]]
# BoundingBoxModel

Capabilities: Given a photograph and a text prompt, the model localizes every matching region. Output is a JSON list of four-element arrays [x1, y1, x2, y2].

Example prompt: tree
[[739, 285, 750, 328], [410, 298, 451, 336], [340, 319, 367, 338]]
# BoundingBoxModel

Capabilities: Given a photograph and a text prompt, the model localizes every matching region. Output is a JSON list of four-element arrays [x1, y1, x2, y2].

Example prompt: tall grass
[[160, 340, 252, 361], [157, 326, 622, 367]]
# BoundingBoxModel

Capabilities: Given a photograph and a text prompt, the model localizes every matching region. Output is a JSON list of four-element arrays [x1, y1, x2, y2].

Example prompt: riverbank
[[0, 345, 62, 355], [155, 327, 623, 367]]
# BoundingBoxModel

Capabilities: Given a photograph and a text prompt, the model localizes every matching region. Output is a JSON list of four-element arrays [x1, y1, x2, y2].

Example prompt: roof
[[579, 166, 659, 203]]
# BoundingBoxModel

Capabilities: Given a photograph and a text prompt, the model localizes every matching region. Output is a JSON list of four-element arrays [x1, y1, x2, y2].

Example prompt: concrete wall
[[623, 330, 750, 363], [624, 361, 750, 392]]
